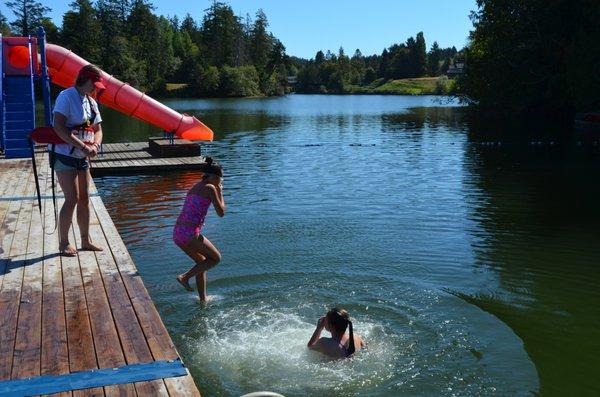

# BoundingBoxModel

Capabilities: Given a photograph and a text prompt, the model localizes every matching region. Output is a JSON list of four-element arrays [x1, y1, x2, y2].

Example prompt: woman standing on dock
[[52, 64, 105, 256], [174, 157, 226, 301]]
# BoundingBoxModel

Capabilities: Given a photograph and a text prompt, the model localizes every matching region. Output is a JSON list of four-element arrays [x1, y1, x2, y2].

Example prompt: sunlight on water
[[95, 95, 600, 396]]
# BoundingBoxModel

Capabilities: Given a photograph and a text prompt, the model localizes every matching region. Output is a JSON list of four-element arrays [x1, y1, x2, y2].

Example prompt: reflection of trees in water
[[198, 110, 291, 142], [381, 107, 468, 133], [97, 172, 202, 242], [461, 132, 600, 395]]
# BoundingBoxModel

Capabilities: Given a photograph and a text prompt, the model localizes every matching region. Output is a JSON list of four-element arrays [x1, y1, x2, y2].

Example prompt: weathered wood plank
[[11, 160, 45, 380], [61, 210, 104, 396], [0, 169, 35, 380], [38, 154, 72, 397], [71, 221, 136, 397], [91, 196, 200, 396], [88, 223, 168, 396]]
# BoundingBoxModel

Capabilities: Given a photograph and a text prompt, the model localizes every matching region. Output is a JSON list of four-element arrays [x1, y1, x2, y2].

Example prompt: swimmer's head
[[326, 307, 356, 356], [201, 157, 223, 181]]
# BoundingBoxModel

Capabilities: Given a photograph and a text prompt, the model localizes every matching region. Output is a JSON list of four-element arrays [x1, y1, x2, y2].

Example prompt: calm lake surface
[[94, 95, 600, 396]]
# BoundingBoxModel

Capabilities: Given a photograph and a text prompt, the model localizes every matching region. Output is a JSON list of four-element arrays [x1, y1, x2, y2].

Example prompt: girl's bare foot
[[59, 242, 77, 257], [177, 275, 193, 291]]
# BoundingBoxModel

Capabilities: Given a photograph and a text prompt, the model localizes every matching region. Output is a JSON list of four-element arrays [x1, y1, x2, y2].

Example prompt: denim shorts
[[51, 152, 89, 172]]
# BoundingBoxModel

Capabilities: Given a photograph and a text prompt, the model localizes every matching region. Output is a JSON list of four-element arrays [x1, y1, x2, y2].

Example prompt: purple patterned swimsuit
[[173, 192, 212, 247]]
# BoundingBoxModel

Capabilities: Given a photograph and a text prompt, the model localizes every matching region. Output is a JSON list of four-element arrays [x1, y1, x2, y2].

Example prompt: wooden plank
[[60, 196, 104, 397], [88, 224, 168, 396], [11, 159, 45, 381], [90, 196, 200, 396], [71, 224, 136, 397], [0, 160, 19, 195], [39, 154, 72, 397], [0, 169, 35, 381], [0, 161, 27, 240], [86, 176, 169, 396], [0, 161, 31, 295]]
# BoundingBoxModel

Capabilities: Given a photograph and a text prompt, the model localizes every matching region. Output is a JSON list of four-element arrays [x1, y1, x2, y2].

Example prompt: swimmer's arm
[[207, 184, 225, 217], [307, 316, 326, 349]]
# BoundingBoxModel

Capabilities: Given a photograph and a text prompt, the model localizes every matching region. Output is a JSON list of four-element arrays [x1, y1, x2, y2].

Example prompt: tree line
[[295, 32, 463, 94], [458, 0, 599, 114], [0, 0, 291, 97]]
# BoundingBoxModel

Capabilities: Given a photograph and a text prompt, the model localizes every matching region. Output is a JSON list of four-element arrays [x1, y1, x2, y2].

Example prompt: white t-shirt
[[52, 87, 102, 158]]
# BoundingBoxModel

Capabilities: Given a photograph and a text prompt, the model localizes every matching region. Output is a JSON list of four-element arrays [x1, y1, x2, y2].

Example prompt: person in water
[[307, 308, 364, 359], [174, 157, 225, 301]]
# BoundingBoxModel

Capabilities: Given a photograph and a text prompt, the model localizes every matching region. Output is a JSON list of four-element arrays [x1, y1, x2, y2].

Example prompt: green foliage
[[344, 77, 448, 95], [0, 10, 10, 35], [61, 0, 102, 64], [296, 31, 460, 94], [201, 1, 240, 67], [195, 65, 220, 96], [428, 41, 441, 76], [6, 0, 51, 36], [460, 0, 600, 113], [2, 0, 289, 98], [220, 65, 260, 97]]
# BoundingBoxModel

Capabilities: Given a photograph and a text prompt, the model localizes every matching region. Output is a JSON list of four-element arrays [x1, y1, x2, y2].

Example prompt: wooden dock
[[91, 141, 205, 176], [0, 155, 200, 396]]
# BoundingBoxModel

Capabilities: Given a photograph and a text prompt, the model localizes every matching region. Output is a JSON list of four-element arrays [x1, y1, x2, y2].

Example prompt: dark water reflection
[[94, 95, 599, 396], [461, 138, 600, 396]]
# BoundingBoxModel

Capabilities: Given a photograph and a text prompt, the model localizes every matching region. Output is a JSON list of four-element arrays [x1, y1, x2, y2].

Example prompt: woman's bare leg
[[56, 170, 79, 255], [77, 169, 102, 251]]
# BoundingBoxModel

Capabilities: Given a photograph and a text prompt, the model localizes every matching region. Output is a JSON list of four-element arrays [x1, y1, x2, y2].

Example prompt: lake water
[[94, 95, 600, 396]]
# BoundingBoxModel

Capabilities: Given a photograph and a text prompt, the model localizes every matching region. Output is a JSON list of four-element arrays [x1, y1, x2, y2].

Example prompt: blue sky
[[2, 0, 477, 58]]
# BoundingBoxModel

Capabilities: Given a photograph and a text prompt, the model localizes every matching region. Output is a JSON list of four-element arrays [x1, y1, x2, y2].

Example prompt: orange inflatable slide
[[45, 44, 213, 141]]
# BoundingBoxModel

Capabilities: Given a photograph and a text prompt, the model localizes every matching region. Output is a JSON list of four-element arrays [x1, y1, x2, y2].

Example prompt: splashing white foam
[[183, 305, 400, 395]]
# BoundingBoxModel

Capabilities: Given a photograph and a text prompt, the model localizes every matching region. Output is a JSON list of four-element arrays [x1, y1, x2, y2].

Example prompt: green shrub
[[220, 65, 261, 97]]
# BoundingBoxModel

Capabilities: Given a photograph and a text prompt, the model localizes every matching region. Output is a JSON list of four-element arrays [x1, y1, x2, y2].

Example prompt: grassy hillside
[[345, 77, 455, 95]]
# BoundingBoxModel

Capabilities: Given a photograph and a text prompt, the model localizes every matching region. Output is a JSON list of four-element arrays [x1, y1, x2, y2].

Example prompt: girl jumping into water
[[307, 308, 364, 359], [174, 157, 225, 301]]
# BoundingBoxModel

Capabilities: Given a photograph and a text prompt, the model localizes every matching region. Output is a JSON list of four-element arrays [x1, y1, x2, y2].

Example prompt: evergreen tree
[[0, 10, 10, 35], [315, 50, 325, 64], [414, 32, 427, 77], [5, 0, 51, 36], [428, 41, 441, 76], [461, 0, 599, 113], [96, 0, 142, 86], [201, 1, 240, 67], [126, 0, 175, 91], [350, 48, 366, 84], [250, 9, 271, 88], [61, 0, 102, 64]]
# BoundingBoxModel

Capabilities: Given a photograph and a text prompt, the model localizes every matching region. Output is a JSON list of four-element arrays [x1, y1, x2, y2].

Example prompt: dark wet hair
[[76, 64, 102, 87], [201, 156, 223, 178], [326, 307, 355, 357]]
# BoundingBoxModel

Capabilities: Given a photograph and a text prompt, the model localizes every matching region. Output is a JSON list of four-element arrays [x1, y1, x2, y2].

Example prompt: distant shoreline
[[162, 77, 459, 99]]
